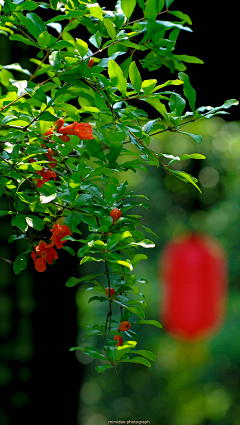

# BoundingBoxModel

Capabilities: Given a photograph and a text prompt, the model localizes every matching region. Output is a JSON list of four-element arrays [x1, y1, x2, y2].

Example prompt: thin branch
[[0, 256, 13, 265]]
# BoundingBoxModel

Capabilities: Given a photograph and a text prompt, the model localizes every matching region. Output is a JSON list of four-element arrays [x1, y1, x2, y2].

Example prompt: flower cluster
[[31, 223, 71, 272], [44, 118, 94, 142]]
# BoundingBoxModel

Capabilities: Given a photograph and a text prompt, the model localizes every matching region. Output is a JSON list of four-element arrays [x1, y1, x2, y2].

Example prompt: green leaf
[[49, 51, 61, 70], [121, 0, 136, 19], [180, 153, 206, 160], [88, 296, 107, 303], [109, 141, 123, 165], [131, 254, 147, 268], [39, 193, 56, 204], [132, 319, 162, 328], [13, 254, 27, 275], [75, 39, 88, 57], [108, 59, 127, 96], [127, 305, 145, 318], [62, 246, 75, 256], [168, 10, 192, 25], [86, 3, 103, 21], [178, 131, 202, 144], [178, 72, 196, 112], [37, 31, 52, 49], [25, 215, 44, 231], [169, 169, 201, 192], [129, 61, 142, 94], [174, 54, 203, 64], [145, 0, 163, 21], [26, 12, 46, 37], [9, 34, 38, 47], [131, 349, 156, 361], [84, 346, 107, 360], [65, 274, 104, 287], [11, 214, 28, 232], [118, 356, 151, 367], [95, 364, 113, 373], [141, 79, 157, 95], [63, 212, 81, 232], [165, 0, 175, 8], [89, 31, 102, 49], [104, 18, 116, 40]]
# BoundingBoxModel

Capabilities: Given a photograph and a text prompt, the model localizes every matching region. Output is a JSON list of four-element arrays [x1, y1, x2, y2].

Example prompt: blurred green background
[[74, 117, 240, 425]]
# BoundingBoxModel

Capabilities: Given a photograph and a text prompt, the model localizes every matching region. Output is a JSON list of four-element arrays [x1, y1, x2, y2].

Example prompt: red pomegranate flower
[[31, 241, 58, 272], [118, 321, 131, 331], [50, 223, 71, 249], [105, 287, 116, 299], [44, 119, 94, 142], [110, 208, 122, 224], [113, 335, 123, 347]]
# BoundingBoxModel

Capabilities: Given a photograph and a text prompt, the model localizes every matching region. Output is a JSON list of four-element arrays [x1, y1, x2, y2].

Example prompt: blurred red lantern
[[160, 233, 228, 341]]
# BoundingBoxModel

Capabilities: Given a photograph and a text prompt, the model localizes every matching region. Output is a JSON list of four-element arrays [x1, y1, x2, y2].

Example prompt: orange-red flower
[[35, 168, 56, 187], [110, 208, 122, 224], [105, 287, 116, 299], [45, 148, 57, 168], [50, 223, 71, 249], [31, 241, 58, 272], [59, 122, 94, 140], [118, 321, 131, 331], [113, 335, 123, 347], [44, 119, 94, 142]]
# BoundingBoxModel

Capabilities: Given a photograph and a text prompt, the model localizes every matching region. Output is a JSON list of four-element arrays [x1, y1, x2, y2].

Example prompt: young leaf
[[75, 39, 88, 57], [129, 61, 142, 94], [108, 59, 127, 96], [95, 365, 113, 373]]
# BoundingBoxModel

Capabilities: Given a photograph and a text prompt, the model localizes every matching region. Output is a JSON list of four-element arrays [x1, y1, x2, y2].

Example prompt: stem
[[0, 257, 13, 265], [105, 259, 112, 332]]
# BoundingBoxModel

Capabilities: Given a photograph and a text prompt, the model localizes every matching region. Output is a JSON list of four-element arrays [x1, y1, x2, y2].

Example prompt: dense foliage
[[0, 0, 238, 372]]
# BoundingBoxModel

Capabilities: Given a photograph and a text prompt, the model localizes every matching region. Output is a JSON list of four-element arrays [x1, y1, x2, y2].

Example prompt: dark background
[[0, 1, 239, 425]]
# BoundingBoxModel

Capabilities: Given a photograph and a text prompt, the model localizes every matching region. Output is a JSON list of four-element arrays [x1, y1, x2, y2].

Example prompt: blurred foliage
[[75, 117, 240, 425]]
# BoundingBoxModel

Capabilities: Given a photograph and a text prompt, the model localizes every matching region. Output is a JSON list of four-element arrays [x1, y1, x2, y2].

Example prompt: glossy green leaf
[[180, 153, 206, 160], [121, 0, 136, 19], [130, 349, 156, 360], [104, 18, 116, 40], [11, 214, 28, 232], [129, 61, 142, 94], [178, 72, 196, 112], [49, 51, 61, 70], [108, 59, 127, 96], [86, 3, 103, 21], [75, 39, 88, 57], [174, 54, 203, 64], [168, 10, 192, 25], [178, 131, 202, 144], [132, 319, 162, 328], [89, 31, 102, 49], [145, 0, 164, 21], [25, 215, 44, 231], [169, 169, 201, 192], [37, 31, 52, 49], [13, 254, 27, 275], [9, 34, 38, 47], [26, 12, 46, 37]]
